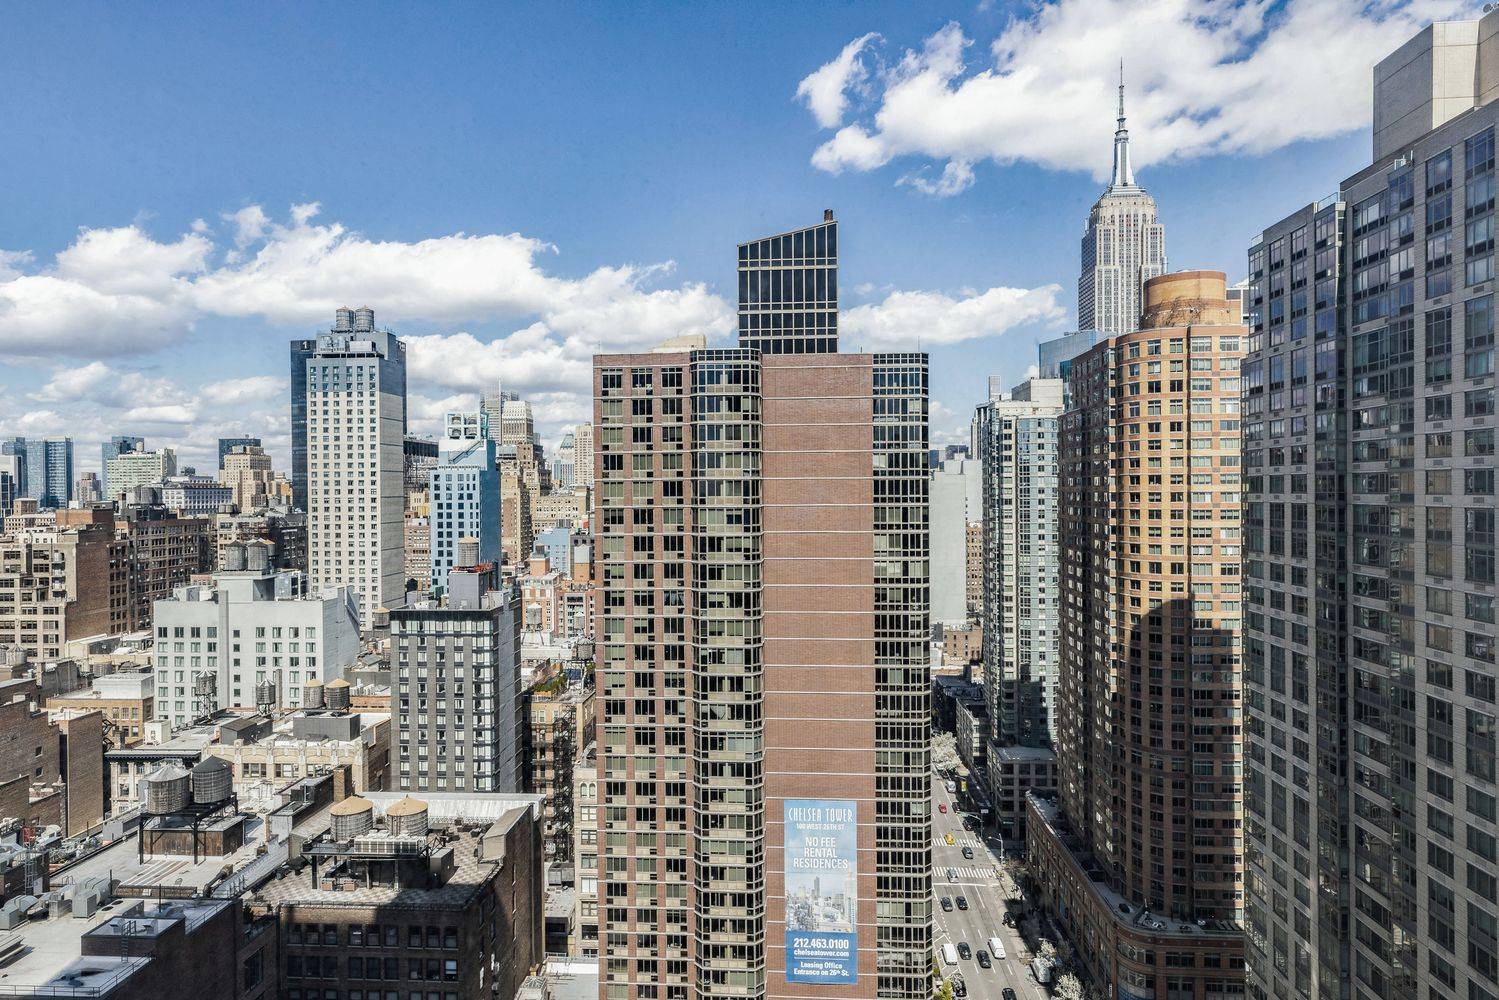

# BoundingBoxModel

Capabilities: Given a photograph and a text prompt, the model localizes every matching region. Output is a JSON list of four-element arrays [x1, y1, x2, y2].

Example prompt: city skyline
[[0, 2, 1451, 471]]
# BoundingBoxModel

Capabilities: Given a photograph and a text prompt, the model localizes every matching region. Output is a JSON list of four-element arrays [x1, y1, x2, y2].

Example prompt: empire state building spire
[[1078, 58, 1165, 335], [1111, 60, 1134, 188]]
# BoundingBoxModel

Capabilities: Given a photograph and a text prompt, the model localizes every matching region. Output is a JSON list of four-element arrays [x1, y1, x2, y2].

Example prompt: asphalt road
[[932, 773, 1050, 1000]]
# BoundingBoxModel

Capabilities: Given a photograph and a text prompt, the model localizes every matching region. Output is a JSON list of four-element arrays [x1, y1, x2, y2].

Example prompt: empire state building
[[1077, 67, 1166, 334]]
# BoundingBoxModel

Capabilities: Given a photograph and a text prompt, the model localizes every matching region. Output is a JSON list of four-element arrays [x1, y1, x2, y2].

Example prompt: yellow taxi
[[944, 833, 956, 846]]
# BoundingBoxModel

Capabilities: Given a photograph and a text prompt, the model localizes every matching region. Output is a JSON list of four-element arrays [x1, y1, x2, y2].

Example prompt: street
[[931, 771, 1050, 1000]]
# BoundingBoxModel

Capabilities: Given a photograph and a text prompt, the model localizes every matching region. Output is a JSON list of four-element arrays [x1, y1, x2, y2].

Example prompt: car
[[948, 868, 959, 883], [957, 943, 972, 961], [939, 803, 947, 813], [962, 816, 976, 831], [955, 896, 968, 910], [1002, 913, 1016, 927], [940, 897, 953, 912], [953, 977, 968, 998], [962, 846, 974, 860], [976, 951, 992, 969], [1002, 989, 1018, 1000], [944, 833, 956, 846]]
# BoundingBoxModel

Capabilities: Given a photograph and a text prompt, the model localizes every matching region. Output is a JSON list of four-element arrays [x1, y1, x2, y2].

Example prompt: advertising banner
[[784, 798, 857, 984]]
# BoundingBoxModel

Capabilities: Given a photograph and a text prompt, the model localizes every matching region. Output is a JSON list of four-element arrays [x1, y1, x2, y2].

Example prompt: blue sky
[[0, 0, 1451, 472]]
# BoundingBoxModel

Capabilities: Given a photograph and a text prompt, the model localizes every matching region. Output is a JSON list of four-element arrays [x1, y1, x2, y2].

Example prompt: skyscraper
[[303, 307, 407, 630], [220, 444, 275, 511], [975, 376, 1064, 839], [1029, 271, 1246, 996], [391, 546, 522, 794], [102, 436, 145, 473], [1077, 69, 1167, 336], [290, 338, 316, 513], [573, 421, 595, 490], [217, 436, 261, 468], [0, 440, 27, 498], [429, 411, 501, 595], [23, 438, 74, 509], [553, 429, 577, 488], [480, 380, 511, 437], [930, 455, 980, 627], [105, 446, 176, 499], [736, 209, 838, 354], [594, 214, 930, 1000], [1244, 17, 1499, 1000]]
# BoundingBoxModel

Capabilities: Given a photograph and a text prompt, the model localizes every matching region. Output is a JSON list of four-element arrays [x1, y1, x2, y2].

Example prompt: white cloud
[[800, 0, 1469, 188], [796, 32, 881, 128], [0, 204, 734, 361], [898, 160, 975, 198], [31, 361, 114, 402], [120, 403, 197, 425], [2, 201, 1065, 475], [200, 375, 285, 405], [841, 283, 1066, 348], [3, 360, 278, 474]]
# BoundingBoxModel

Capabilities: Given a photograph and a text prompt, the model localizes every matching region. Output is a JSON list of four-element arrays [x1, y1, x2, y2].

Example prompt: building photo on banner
[[784, 798, 858, 985]]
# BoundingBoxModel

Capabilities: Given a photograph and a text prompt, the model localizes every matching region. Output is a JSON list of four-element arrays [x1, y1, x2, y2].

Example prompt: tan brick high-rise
[[594, 214, 931, 1000], [1029, 270, 1246, 1000]]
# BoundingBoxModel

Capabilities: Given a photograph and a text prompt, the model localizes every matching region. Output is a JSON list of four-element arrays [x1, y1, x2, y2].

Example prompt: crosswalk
[[934, 835, 985, 850], [940, 865, 998, 881]]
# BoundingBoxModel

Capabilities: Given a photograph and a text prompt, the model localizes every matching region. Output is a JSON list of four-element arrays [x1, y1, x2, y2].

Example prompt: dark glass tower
[[737, 210, 838, 354], [217, 437, 261, 468], [289, 339, 316, 513]]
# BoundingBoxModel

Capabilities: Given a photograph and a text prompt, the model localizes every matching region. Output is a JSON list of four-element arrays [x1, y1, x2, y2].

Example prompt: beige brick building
[[1030, 270, 1246, 999]]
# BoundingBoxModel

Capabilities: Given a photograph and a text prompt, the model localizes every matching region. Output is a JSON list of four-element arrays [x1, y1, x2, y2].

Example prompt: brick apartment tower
[[593, 212, 932, 1000], [1029, 271, 1247, 999]]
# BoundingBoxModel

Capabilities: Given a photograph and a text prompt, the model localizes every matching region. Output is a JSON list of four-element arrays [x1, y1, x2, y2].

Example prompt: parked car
[[976, 951, 991, 969], [953, 977, 968, 998], [957, 942, 972, 961], [940, 897, 953, 911], [955, 896, 968, 911]]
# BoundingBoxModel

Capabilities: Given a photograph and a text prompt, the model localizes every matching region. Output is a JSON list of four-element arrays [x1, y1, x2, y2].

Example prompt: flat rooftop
[[544, 960, 601, 1000], [252, 823, 496, 910], [53, 815, 279, 898], [105, 727, 218, 761], [1028, 795, 1242, 937], [992, 746, 1057, 763], [0, 899, 228, 997]]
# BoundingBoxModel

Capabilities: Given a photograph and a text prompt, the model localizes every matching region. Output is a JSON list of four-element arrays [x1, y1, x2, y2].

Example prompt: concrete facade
[[151, 549, 360, 730], [390, 564, 523, 795], [976, 377, 1064, 838], [1245, 24, 1499, 998], [304, 307, 407, 631], [930, 457, 980, 627]]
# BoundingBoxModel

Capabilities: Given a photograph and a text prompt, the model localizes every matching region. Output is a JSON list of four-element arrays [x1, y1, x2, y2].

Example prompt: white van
[[987, 936, 1007, 960], [941, 943, 959, 967]]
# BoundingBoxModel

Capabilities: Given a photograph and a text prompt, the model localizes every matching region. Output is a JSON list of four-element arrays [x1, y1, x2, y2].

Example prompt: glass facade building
[[737, 211, 838, 355], [1244, 27, 1499, 997], [594, 217, 930, 1000]]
